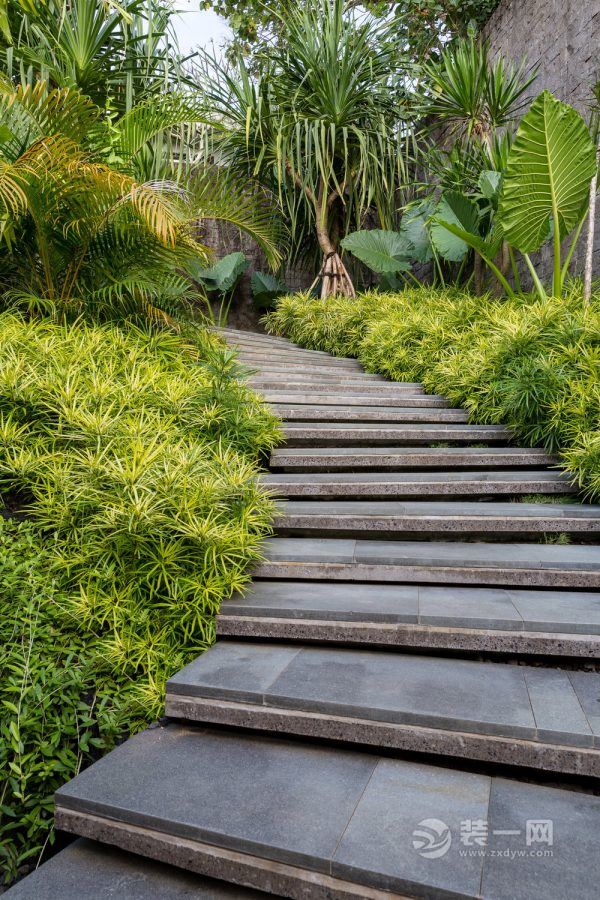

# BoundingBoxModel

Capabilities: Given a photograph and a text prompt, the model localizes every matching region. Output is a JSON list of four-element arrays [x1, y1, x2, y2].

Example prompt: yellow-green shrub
[[0, 314, 280, 881], [265, 284, 600, 497]]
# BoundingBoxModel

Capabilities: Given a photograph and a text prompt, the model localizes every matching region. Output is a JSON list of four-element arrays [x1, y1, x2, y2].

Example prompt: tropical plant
[[265, 282, 600, 496], [200, 0, 500, 64], [188, 250, 249, 324], [434, 92, 598, 299], [251, 270, 289, 310], [0, 80, 281, 319], [0, 312, 280, 883], [421, 35, 536, 146], [197, 0, 413, 297], [0, 0, 191, 110], [414, 36, 536, 290]]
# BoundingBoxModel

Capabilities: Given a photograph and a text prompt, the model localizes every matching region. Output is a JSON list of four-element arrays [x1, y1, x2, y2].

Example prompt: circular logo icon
[[412, 818, 452, 859]]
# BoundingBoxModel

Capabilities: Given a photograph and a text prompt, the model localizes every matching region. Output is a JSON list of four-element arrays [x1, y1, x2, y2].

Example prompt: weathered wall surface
[[483, 0, 600, 280]]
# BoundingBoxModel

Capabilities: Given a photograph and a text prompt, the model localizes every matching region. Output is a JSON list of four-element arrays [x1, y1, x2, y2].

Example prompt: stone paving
[[14, 327, 600, 899]]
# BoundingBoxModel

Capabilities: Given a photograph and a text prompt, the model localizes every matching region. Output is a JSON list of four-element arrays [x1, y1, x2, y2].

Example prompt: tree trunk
[[312, 216, 356, 299], [584, 150, 599, 304]]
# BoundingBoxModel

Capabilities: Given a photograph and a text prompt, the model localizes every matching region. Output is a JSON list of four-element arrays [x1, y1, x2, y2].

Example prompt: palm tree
[[0, 0, 190, 110], [0, 80, 281, 319], [197, 0, 413, 298]]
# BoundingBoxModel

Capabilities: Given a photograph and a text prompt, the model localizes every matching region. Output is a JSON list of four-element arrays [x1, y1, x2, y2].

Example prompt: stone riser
[[165, 695, 600, 778], [254, 562, 600, 589], [273, 407, 470, 423], [55, 810, 402, 900], [258, 392, 451, 408], [273, 518, 598, 540], [216, 615, 600, 658]]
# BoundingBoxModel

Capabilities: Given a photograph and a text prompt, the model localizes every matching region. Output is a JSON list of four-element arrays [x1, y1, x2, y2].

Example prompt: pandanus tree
[[198, 0, 413, 297]]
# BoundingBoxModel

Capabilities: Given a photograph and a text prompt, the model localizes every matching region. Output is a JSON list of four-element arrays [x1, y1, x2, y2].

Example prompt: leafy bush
[[265, 285, 600, 497], [0, 312, 280, 882]]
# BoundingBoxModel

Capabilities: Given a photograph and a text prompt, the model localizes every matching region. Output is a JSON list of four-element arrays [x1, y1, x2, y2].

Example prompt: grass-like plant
[[0, 311, 280, 883], [265, 284, 600, 497]]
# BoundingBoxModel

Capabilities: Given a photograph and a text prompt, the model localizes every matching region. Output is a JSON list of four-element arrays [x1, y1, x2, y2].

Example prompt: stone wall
[[483, 0, 600, 280]]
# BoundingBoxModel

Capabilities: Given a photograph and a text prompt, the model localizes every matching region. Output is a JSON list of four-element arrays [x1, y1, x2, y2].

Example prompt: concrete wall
[[483, 0, 600, 281]]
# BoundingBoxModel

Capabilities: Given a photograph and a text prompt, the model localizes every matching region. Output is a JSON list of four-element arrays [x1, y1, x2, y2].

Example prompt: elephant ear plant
[[435, 91, 598, 299]]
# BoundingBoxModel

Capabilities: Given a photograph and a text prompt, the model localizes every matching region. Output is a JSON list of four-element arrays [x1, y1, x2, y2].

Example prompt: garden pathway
[[25, 328, 600, 898]]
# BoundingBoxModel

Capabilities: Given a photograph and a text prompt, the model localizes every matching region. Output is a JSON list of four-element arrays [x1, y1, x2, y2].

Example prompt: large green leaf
[[341, 229, 412, 274], [498, 91, 597, 252], [188, 252, 248, 294], [430, 191, 480, 262], [478, 170, 502, 206], [251, 271, 288, 309], [399, 200, 434, 263]]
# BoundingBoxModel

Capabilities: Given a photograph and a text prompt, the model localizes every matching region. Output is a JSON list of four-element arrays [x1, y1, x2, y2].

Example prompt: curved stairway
[[18, 327, 600, 899]]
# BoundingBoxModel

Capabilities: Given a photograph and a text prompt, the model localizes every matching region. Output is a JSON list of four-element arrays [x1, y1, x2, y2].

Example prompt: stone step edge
[[215, 615, 600, 657], [254, 561, 600, 589], [273, 513, 599, 534], [165, 695, 600, 778], [55, 809, 403, 900]]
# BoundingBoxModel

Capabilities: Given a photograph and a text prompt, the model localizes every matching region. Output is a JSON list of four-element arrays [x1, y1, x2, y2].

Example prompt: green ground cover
[[0, 313, 279, 881], [266, 285, 600, 498]]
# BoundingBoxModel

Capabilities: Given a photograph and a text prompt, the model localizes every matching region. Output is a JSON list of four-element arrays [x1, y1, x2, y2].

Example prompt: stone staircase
[[14, 327, 600, 899]]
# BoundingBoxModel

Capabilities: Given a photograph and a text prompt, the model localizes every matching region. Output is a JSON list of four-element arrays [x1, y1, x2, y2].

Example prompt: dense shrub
[[266, 285, 600, 497], [0, 313, 279, 882]]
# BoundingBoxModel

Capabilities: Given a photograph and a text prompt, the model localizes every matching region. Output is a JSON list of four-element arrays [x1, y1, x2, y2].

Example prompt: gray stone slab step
[[282, 423, 511, 447], [249, 379, 426, 394], [166, 642, 600, 773], [259, 391, 450, 407], [3, 839, 262, 899], [247, 368, 390, 382], [273, 404, 470, 423], [238, 353, 371, 380], [54, 723, 600, 900], [273, 499, 600, 538], [255, 538, 600, 588], [215, 327, 296, 348], [237, 351, 362, 369], [270, 446, 556, 470], [217, 581, 600, 657], [262, 470, 574, 498]]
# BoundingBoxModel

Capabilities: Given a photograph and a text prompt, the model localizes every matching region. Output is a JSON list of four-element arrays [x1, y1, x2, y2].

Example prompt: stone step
[[247, 368, 390, 382], [255, 538, 600, 588], [215, 327, 297, 349], [273, 500, 600, 539], [282, 423, 511, 447], [270, 446, 556, 470], [273, 404, 470, 423], [258, 390, 450, 407], [3, 838, 261, 899], [167, 642, 600, 775], [237, 351, 363, 369], [217, 581, 600, 657], [251, 373, 433, 398], [54, 724, 600, 900], [262, 470, 574, 498]]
